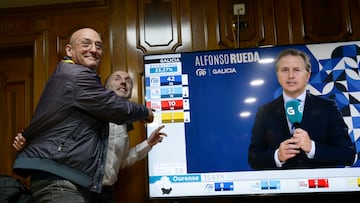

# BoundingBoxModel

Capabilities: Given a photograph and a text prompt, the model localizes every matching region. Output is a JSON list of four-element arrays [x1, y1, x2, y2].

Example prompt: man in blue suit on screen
[[248, 48, 357, 170]]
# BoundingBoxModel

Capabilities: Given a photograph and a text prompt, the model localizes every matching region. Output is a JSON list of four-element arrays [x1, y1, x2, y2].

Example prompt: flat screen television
[[143, 41, 360, 199]]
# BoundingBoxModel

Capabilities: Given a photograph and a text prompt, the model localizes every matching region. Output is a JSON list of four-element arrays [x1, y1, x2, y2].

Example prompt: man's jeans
[[31, 179, 87, 203]]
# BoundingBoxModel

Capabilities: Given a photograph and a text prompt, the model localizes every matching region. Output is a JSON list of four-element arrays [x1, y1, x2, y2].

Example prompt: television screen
[[143, 41, 360, 198]]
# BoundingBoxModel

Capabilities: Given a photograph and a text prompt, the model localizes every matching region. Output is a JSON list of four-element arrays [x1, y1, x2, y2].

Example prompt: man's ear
[[65, 43, 72, 57]]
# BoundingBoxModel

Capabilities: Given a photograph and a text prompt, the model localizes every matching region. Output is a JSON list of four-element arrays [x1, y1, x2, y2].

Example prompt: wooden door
[[0, 45, 34, 187]]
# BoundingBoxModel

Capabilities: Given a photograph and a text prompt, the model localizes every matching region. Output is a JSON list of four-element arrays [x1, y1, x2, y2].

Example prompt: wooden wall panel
[[273, 0, 292, 44], [0, 18, 47, 108], [261, 0, 277, 46], [218, 0, 265, 49], [287, 0, 306, 44], [137, 0, 182, 53], [348, 0, 360, 40], [302, 0, 352, 42], [200, 0, 221, 50], [175, 0, 192, 52], [189, 0, 212, 50]]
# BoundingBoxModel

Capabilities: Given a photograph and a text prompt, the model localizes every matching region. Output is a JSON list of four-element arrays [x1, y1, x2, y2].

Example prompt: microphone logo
[[285, 99, 303, 125], [286, 105, 303, 116], [286, 106, 296, 115]]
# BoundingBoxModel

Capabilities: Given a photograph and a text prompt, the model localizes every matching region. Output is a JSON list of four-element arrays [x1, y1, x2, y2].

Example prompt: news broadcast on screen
[[143, 41, 360, 198]]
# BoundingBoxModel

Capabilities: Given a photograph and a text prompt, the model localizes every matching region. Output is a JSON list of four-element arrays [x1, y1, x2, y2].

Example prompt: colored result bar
[[161, 100, 183, 110], [161, 87, 183, 98], [160, 75, 182, 86], [161, 112, 184, 123]]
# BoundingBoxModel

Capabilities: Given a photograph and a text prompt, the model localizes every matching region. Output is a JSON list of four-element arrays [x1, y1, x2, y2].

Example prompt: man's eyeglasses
[[77, 39, 103, 51]]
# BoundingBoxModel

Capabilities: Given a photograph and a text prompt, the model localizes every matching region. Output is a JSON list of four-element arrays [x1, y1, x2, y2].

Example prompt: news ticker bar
[[149, 175, 360, 197]]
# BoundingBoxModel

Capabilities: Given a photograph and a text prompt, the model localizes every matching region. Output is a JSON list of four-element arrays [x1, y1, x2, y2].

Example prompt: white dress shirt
[[102, 123, 152, 186]]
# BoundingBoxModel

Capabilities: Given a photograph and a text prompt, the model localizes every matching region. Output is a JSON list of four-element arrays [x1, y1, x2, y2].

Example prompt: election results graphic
[[144, 41, 360, 198], [144, 54, 190, 124]]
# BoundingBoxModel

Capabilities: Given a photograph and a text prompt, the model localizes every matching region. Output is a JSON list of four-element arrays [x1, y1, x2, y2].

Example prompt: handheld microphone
[[285, 99, 303, 129]]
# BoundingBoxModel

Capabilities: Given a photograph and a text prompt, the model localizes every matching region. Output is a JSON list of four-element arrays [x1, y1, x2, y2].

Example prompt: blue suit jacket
[[248, 93, 356, 170]]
